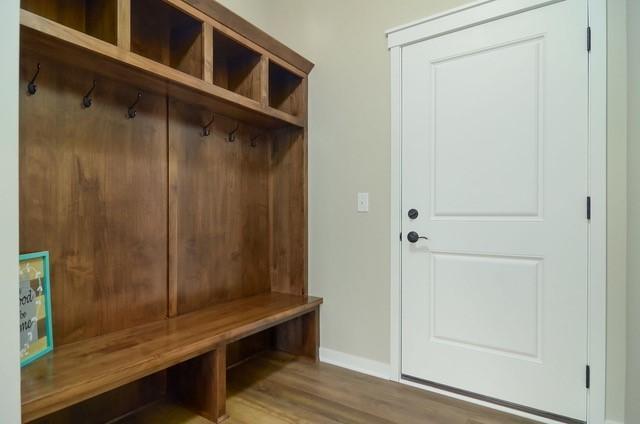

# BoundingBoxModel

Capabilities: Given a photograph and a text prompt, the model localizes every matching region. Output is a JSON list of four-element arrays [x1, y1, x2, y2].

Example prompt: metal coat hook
[[27, 63, 41, 95], [228, 122, 239, 142], [202, 114, 215, 137], [250, 134, 261, 147], [127, 91, 143, 119], [82, 80, 97, 108]]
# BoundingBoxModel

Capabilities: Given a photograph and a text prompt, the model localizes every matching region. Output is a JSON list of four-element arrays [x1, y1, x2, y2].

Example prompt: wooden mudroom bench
[[18, 0, 316, 422], [22, 294, 322, 422]]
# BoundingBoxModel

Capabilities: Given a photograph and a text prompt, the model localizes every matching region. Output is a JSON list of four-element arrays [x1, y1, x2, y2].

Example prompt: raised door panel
[[431, 253, 541, 360], [431, 38, 543, 219]]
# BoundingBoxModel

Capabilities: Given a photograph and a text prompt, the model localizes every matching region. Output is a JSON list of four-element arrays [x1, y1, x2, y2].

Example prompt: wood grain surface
[[168, 99, 271, 315], [21, 293, 322, 422], [30, 372, 167, 424], [19, 52, 169, 345], [20, 9, 304, 128], [20, 2, 314, 422], [270, 127, 307, 296], [182, 0, 314, 74], [117, 351, 537, 424], [169, 347, 227, 422]]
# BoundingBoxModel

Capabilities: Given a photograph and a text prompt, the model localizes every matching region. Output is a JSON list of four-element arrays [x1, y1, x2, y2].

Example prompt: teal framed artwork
[[19, 251, 54, 367]]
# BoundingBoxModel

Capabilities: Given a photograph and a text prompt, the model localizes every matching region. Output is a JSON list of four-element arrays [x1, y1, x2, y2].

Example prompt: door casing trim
[[387, 1, 607, 422]]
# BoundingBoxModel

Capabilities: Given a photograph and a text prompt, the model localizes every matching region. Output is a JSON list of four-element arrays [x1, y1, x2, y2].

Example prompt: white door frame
[[387, 1, 606, 422]]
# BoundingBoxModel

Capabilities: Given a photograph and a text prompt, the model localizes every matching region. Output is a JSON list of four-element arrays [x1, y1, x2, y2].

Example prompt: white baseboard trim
[[319, 347, 391, 380]]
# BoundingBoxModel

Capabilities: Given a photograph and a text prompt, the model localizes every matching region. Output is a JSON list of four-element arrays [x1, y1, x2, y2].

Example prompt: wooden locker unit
[[18, 1, 318, 422]]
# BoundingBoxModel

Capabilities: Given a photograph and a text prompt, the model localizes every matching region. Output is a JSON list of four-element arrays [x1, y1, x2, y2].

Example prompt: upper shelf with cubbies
[[19, 0, 312, 128]]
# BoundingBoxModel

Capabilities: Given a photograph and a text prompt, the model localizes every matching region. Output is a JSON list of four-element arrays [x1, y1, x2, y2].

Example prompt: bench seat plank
[[21, 293, 322, 422]]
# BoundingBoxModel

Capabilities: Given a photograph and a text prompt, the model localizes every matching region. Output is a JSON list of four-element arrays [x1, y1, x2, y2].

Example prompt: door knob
[[407, 231, 428, 243]]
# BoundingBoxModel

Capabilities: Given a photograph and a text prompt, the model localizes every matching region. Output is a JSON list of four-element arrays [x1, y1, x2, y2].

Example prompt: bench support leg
[[168, 346, 228, 422], [274, 306, 320, 361]]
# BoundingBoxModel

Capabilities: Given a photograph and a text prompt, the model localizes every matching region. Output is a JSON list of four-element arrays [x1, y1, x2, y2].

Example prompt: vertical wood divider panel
[[203, 22, 213, 84], [168, 346, 227, 423], [116, 0, 130, 50], [269, 78, 308, 296], [260, 56, 268, 106], [168, 96, 178, 318], [302, 76, 309, 291], [274, 307, 319, 361], [214, 347, 227, 422]]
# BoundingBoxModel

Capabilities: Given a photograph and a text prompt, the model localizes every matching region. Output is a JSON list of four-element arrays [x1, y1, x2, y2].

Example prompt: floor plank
[[119, 351, 539, 424]]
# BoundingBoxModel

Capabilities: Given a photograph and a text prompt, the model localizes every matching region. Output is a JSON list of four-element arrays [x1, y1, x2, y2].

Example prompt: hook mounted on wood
[[127, 91, 143, 119], [250, 134, 262, 147], [82, 80, 97, 108], [202, 113, 215, 137], [27, 63, 41, 95], [228, 122, 240, 142]]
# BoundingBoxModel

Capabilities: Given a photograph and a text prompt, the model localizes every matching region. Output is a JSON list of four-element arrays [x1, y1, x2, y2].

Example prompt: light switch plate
[[357, 192, 369, 212]]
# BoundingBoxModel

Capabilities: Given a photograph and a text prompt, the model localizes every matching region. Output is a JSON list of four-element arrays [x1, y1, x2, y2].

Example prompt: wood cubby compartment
[[213, 30, 262, 101], [131, 0, 203, 78], [21, 0, 117, 44], [269, 60, 303, 116]]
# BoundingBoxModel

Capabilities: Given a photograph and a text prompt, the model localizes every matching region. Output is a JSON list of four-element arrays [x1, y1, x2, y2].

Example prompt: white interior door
[[401, 0, 588, 421]]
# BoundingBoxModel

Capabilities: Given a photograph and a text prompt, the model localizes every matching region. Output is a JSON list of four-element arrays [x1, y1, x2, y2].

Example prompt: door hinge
[[587, 196, 591, 220], [400, 232, 402, 241], [586, 365, 591, 389], [587, 26, 591, 52]]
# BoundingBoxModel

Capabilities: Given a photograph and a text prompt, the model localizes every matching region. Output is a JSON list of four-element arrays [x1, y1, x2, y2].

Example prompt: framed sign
[[19, 251, 53, 367]]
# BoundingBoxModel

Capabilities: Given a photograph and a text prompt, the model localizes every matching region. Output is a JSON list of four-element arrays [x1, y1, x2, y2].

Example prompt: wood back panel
[[22, 0, 118, 44], [270, 127, 307, 296], [169, 18, 203, 78], [131, 0, 203, 79], [19, 52, 168, 345], [226, 306, 319, 369], [29, 372, 166, 424], [212, 31, 261, 101], [22, 0, 86, 31], [85, 0, 118, 44], [269, 61, 303, 116], [131, 0, 170, 69], [168, 100, 270, 315], [226, 329, 273, 369]]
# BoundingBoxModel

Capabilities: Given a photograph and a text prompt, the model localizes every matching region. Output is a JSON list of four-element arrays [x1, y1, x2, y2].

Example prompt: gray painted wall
[[626, 0, 640, 422], [607, 1, 628, 421]]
